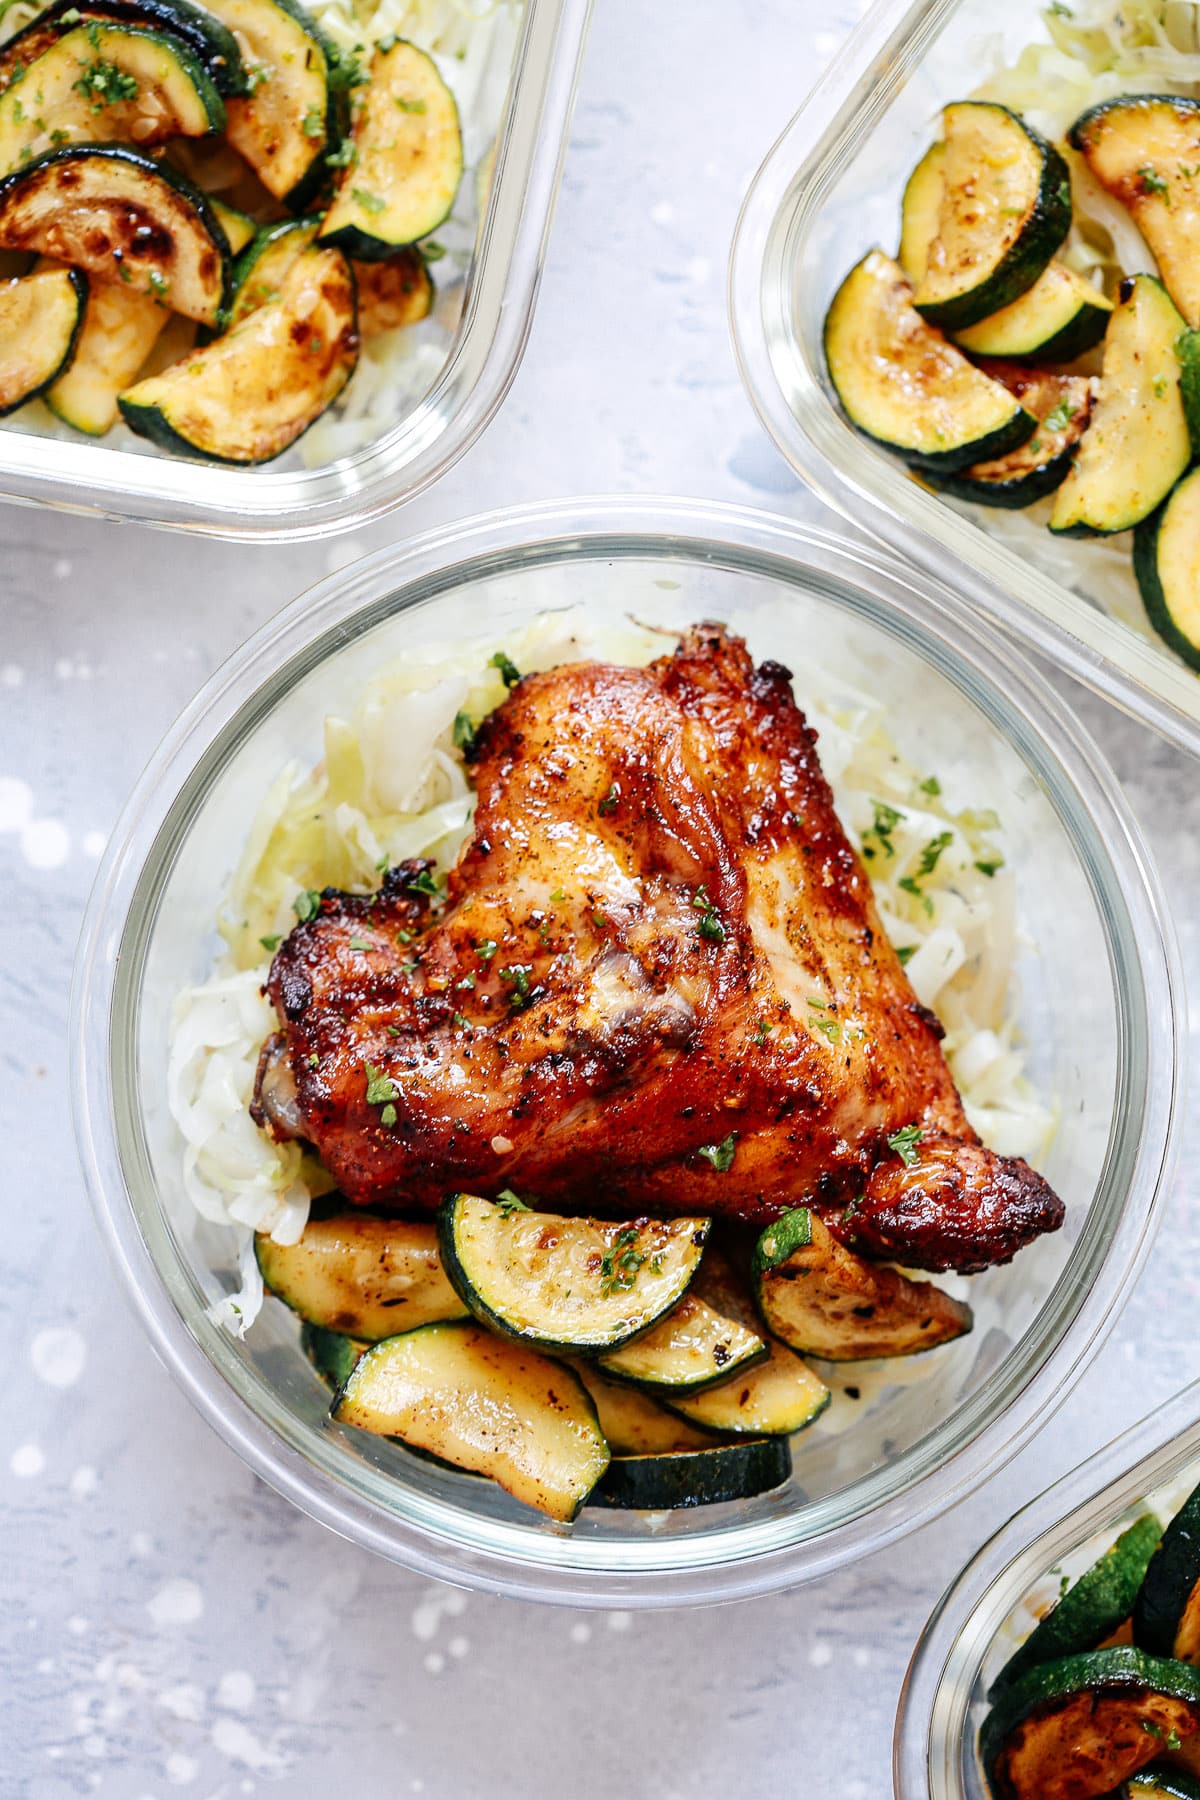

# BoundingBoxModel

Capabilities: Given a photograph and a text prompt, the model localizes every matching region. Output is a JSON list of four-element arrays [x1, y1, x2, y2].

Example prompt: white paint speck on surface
[[53, 558, 72, 579], [853, 1647, 871, 1669], [809, 1641, 833, 1667], [0, 775, 33, 832], [447, 1636, 468, 1659], [82, 829, 106, 857], [83, 1735, 106, 1758], [147, 1578, 204, 1628], [0, 663, 23, 687], [423, 1652, 444, 1675], [686, 256, 711, 284], [217, 1671, 256, 1712], [130, 1532, 153, 1557], [211, 1717, 284, 1772], [20, 818, 69, 870], [650, 200, 675, 225], [70, 1465, 98, 1500], [606, 1611, 632, 1633], [569, 1622, 591, 1644], [31, 1326, 87, 1389], [11, 1443, 45, 1478], [165, 1751, 198, 1786], [54, 659, 74, 680], [67, 1616, 88, 1636], [36, 1658, 53, 1675], [159, 1684, 204, 1723]]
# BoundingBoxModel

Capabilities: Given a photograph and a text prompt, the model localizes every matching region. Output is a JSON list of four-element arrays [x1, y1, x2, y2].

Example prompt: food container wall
[[729, 0, 1200, 755], [0, 0, 590, 540]]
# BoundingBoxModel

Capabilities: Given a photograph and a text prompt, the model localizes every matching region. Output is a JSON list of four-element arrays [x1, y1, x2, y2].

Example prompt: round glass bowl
[[71, 497, 1181, 1606], [896, 1381, 1200, 1798]]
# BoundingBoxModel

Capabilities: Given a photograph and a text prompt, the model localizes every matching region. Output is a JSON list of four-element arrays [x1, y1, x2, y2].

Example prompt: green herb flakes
[[886, 1124, 923, 1167], [697, 1133, 737, 1173]]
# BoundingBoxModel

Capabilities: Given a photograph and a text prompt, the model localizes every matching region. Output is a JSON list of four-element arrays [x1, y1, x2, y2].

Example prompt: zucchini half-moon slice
[[1129, 1769, 1200, 1798], [0, 0, 248, 98], [989, 1513, 1163, 1698], [119, 242, 357, 462], [752, 1206, 973, 1359], [824, 250, 1036, 472], [1070, 95, 1200, 326], [0, 263, 85, 414], [0, 23, 224, 178], [332, 1321, 611, 1521], [203, 0, 343, 209], [1050, 273, 1190, 536], [1134, 467, 1200, 673], [953, 262, 1112, 362], [1134, 1478, 1200, 1660], [301, 1321, 366, 1390], [572, 1363, 722, 1455], [592, 1439, 792, 1511], [438, 1193, 710, 1354], [228, 213, 321, 326], [0, 145, 230, 324], [928, 367, 1095, 511], [256, 1213, 468, 1341], [980, 1648, 1200, 1800], [209, 199, 255, 255], [898, 140, 946, 285], [597, 1291, 767, 1392], [913, 101, 1071, 330], [43, 261, 167, 434], [318, 38, 462, 259]]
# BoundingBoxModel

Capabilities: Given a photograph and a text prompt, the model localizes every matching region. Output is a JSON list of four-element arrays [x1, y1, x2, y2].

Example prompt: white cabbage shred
[[169, 609, 1055, 1335]]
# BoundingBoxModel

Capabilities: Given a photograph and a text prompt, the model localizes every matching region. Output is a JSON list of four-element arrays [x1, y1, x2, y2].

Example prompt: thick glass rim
[[894, 1380, 1200, 1798], [70, 497, 1182, 1605], [0, 0, 592, 541], [726, 0, 1200, 756]]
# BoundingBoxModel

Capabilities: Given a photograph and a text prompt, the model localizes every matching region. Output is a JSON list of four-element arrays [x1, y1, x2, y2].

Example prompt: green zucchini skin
[[981, 1647, 1200, 1791], [1134, 471, 1200, 674], [300, 1322, 363, 1390], [1176, 328, 1200, 460], [0, 263, 86, 416], [914, 103, 1072, 331], [953, 264, 1112, 363], [591, 1439, 792, 1511], [0, 0, 248, 96], [930, 367, 1094, 510], [990, 1513, 1162, 1698], [1129, 1766, 1200, 1798], [1135, 1480, 1200, 1658]]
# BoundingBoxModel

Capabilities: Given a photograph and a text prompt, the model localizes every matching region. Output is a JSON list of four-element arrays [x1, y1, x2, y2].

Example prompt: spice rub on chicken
[[252, 624, 1063, 1275]]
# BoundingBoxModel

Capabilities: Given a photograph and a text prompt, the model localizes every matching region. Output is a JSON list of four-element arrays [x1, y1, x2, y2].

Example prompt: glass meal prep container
[[0, 0, 591, 540], [70, 496, 1181, 1605], [896, 1381, 1200, 1798], [729, 0, 1200, 756]]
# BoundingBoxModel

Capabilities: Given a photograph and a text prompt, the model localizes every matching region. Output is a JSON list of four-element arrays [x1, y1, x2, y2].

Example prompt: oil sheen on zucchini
[[825, 250, 1035, 471], [572, 1364, 721, 1455], [597, 1291, 767, 1392], [228, 215, 322, 327], [1128, 1769, 1200, 1798], [0, 23, 224, 176], [209, 200, 256, 255], [913, 101, 1071, 330], [0, 263, 85, 414], [203, 0, 343, 207], [1134, 1478, 1200, 1661], [1070, 95, 1200, 326], [1134, 468, 1200, 673], [1050, 275, 1190, 535], [990, 1513, 1163, 1698], [119, 242, 357, 461], [897, 140, 945, 285], [438, 1193, 709, 1354], [318, 38, 462, 259], [257, 1212, 468, 1340], [41, 256, 167, 433], [592, 1439, 792, 1511], [980, 1648, 1200, 1800], [930, 366, 1094, 510], [0, 144, 230, 324], [752, 1207, 973, 1360], [0, 0, 248, 97], [332, 1321, 610, 1521]]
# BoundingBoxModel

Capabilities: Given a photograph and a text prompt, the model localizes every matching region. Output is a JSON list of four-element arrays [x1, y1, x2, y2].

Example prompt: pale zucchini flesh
[[438, 1194, 710, 1354], [825, 250, 1036, 471], [897, 140, 946, 285], [914, 101, 1071, 330], [203, 0, 339, 206], [592, 1439, 792, 1511], [210, 198, 256, 255], [119, 242, 357, 461], [664, 1337, 830, 1436], [1050, 274, 1191, 535], [573, 1364, 722, 1455], [928, 366, 1095, 510], [1134, 467, 1200, 672], [257, 1212, 468, 1340], [1071, 95, 1200, 326], [953, 260, 1112, 360], [44, 268, 166, 433], [0, 145, 230, 324], [229, 214, 321, 326], [0, 0, 249, 99], [319, 38, 462, 259], [0, 263, 84, 413], [332, 1321, 610, 1521], [598, 1291, 767, 1392], [0, 23, 223, 177]]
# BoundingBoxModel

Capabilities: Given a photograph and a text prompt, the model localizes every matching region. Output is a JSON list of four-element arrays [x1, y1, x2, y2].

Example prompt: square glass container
[[0, 0, 590, 540], [895, 1380, 1200, 1797], [729, 0, 1200, 756]]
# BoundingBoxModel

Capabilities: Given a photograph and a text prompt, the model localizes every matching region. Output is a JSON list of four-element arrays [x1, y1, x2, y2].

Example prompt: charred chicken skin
[[253, 625, 1063, 1274]]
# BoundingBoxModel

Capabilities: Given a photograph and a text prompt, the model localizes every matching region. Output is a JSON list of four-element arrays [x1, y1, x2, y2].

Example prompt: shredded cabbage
[[169, 609, 1056, 1334]]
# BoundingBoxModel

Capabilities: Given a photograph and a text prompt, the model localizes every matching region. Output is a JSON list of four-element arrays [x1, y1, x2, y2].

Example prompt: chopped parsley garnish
[[456, 973, 476, 990], [308, 1052, 319, 1068], [896, 945, 916, 966], [495, 1189, 531, 1216], [1043, 396, 1077, 432], [1139, 165, 1170, 203], [697, 1133, 737, 1173], [259, 934, 281, 952], [599, 1226, 648, 1296], [399, 960, 419, 975], [1140, 1721, 1180, 1747], [887, 1124, 923, 1167], [351, 186, 387, 215], [348, 936, 371, 951], [490, 649, 521, 688], [387, 1024, 402, 1038], [974, 858, 1004, 878], [147, 270, 169, 300], [753, 1018, 773, 1046], [864, 798, 904, 859], [74, 57, 138, 108], [452, 1012, 470, 1029], [363, 1061, 398, 1125], [807, 998, 841, 1043], [408, 867, 443, 900], [325, 141, 357, 169], [421, 239, 447, 263], [919, 775, 941, 797], [330, 44, 369, 91], [397, 928, 414, 944], [452, 710, 476, 754], [914, 830, 953, 878], [498, 964, 532, 1007], [476, 939, 498, 961], [597, 782, 620, 816], [691, 884, 725, 943], [1047, 1, 1073, 14], [549, 888, 565, 903], [380, 1103, 397, 1126], [244, 62, 269, 93], [293, 888, 321, 922], [302, 103, 324, 138], [394, 95, 426, 113]]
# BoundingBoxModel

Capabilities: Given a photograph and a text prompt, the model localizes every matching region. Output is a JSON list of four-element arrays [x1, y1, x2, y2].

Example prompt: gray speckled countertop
[[5, 2, 1200, 1794]]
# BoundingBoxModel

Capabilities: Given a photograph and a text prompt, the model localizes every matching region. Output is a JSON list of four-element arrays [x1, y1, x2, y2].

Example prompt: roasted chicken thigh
[[254, 625, 1062, 1274]]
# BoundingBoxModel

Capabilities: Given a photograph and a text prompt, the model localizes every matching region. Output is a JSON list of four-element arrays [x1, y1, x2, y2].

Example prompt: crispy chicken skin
[[254, 625, 1063, 1274]]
